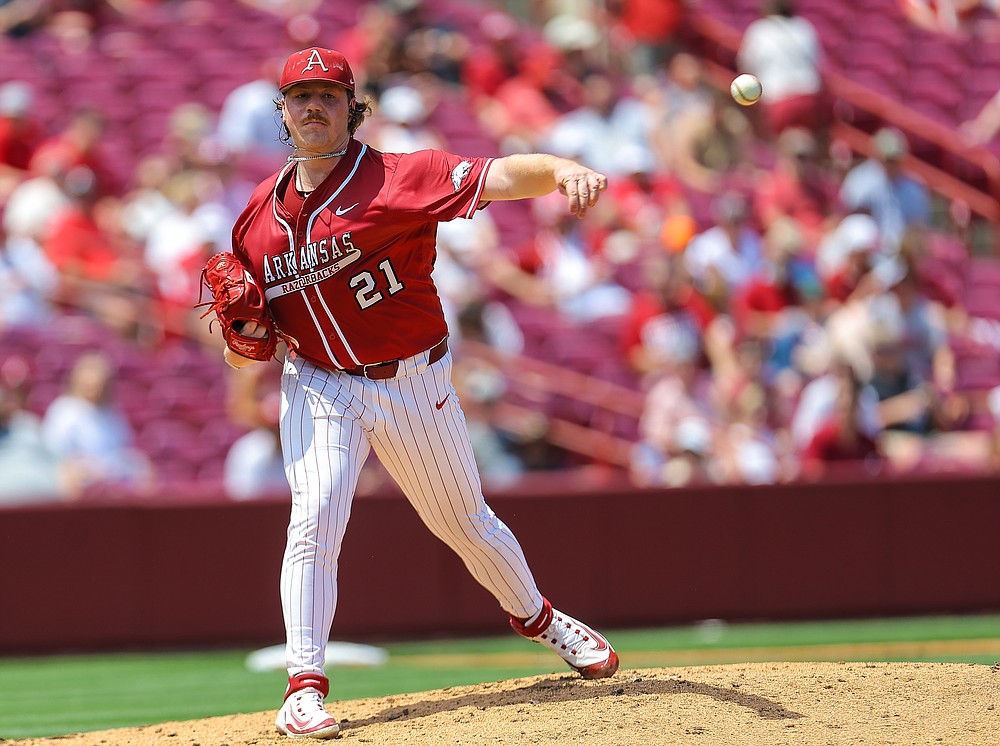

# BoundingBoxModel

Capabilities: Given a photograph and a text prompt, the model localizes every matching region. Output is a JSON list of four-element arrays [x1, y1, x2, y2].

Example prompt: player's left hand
[[223, 320, 268, 369], [224, 346, 260, 369], [557, 169, 608, 219]]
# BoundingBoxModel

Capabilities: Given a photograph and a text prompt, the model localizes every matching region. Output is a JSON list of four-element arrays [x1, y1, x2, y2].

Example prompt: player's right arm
[[481, 153, 608, 219]]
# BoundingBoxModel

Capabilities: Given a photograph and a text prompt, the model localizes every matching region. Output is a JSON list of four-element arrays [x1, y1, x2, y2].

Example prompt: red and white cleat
[[511, 597, 620, 680], [275, 673, 341, 739]]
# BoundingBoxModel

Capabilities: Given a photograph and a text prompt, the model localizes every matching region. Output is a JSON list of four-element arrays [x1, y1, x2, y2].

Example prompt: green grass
[[2, 614, 999, 740]]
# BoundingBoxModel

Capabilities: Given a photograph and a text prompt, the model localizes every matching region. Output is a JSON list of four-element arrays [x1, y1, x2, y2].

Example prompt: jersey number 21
[[350, 259, 405, 310]]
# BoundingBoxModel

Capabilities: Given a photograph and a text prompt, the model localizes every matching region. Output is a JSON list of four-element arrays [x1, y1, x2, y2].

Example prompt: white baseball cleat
[[510, 597, 620, 679], [275, 674, 341, 739]]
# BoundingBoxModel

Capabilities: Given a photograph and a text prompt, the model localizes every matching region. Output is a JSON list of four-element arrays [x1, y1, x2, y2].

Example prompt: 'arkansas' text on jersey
[[261, 231, 359, 283]]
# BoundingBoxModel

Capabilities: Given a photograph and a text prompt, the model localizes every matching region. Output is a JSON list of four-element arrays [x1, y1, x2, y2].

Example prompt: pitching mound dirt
[[7, 662, 1000, 745]]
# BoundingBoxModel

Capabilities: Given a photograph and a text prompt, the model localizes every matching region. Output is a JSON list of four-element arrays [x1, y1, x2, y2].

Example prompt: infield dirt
[[7, 661, 1000, 745]]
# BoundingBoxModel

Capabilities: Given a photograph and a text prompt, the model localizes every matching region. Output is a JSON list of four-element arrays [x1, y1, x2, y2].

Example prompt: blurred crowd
[[2, 0, 1000, 506]]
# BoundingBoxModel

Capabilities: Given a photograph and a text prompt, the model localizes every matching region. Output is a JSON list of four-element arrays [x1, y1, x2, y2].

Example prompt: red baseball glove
[[198, 252, 280, 362]]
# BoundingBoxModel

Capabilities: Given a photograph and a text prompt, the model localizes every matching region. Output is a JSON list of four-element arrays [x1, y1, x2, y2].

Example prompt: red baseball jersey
[[231, 140, 494, 369]]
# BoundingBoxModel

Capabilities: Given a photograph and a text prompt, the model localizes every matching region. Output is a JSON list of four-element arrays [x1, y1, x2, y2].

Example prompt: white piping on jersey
[[268, 145, 369, 368], [303, 144, 368, 367], [306, 144, 367, 239], [466, 158, 494, 219], [270, 157, 344, 367], [270, 159, 298, 255]]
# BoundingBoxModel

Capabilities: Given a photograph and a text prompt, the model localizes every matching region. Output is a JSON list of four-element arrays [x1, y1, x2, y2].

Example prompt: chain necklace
[[287, 146, 349, 163]]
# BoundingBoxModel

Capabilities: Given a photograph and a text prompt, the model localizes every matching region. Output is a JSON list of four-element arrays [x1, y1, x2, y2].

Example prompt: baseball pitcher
[[202, 47, 619, 739]]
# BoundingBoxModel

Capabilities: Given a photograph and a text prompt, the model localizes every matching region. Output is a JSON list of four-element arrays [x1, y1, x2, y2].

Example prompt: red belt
[[340, 338, 449, 381]]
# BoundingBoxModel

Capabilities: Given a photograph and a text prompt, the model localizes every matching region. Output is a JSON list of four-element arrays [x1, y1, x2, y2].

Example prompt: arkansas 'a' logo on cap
[[302, 49, 330, 73]]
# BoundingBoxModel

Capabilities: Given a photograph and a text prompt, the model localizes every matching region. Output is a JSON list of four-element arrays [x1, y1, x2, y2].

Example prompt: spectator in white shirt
[[839, 128, 931, 253], [737, 0, 827, 137], [41, 351, 153, 495]]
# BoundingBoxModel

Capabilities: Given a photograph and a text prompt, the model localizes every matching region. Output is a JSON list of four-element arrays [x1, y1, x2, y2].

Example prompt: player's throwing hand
[[557, 169, 608, 219]]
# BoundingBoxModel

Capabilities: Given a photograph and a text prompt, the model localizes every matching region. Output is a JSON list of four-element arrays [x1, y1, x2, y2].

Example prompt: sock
[[523, 608, 543, 627]]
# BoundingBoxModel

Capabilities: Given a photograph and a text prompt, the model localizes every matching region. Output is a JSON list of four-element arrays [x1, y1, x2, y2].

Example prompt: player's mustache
[[302, 116, 328, 125]]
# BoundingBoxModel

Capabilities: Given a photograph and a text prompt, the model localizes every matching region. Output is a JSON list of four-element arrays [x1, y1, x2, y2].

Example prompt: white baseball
[[730, 73, 762, 106]]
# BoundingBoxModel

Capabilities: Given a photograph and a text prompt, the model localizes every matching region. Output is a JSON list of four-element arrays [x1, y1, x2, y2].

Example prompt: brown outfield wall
[[1, 471, 998, 653]]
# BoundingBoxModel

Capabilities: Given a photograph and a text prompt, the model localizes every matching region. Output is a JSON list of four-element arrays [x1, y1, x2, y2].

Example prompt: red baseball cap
[[278, 47, 356, 94]]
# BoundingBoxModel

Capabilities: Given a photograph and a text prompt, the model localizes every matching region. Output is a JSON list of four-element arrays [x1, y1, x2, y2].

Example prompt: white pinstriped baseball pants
[[278, 347, 543, 676]]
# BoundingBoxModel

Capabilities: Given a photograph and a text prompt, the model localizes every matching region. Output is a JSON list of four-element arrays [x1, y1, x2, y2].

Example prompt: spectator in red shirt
[[602, 143, 687, 242], [608, 0, 687, 75], [41, 166, 152, 339], [476, 42, 583, 153], [730, 216, 817, 341], [461, 10, 524, 100], [816, 213, 882, 303], [801, 365, 882, 479], [0, 81, 43, 202], [621, 248, 716, 379], [331, 1, 399, 92], [29, 106, 118, 197], [753, 127, 841, 250], [44, 168, 121, 283]]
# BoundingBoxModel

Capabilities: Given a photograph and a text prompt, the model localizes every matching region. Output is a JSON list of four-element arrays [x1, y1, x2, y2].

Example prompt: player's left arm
[[481, 153, 608, 219]]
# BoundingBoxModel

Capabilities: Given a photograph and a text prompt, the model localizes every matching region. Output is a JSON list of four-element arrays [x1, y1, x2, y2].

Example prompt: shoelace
[[194, 274, 239, 320], [541, 613, 595, 656], [295, 688, 327, 715]]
